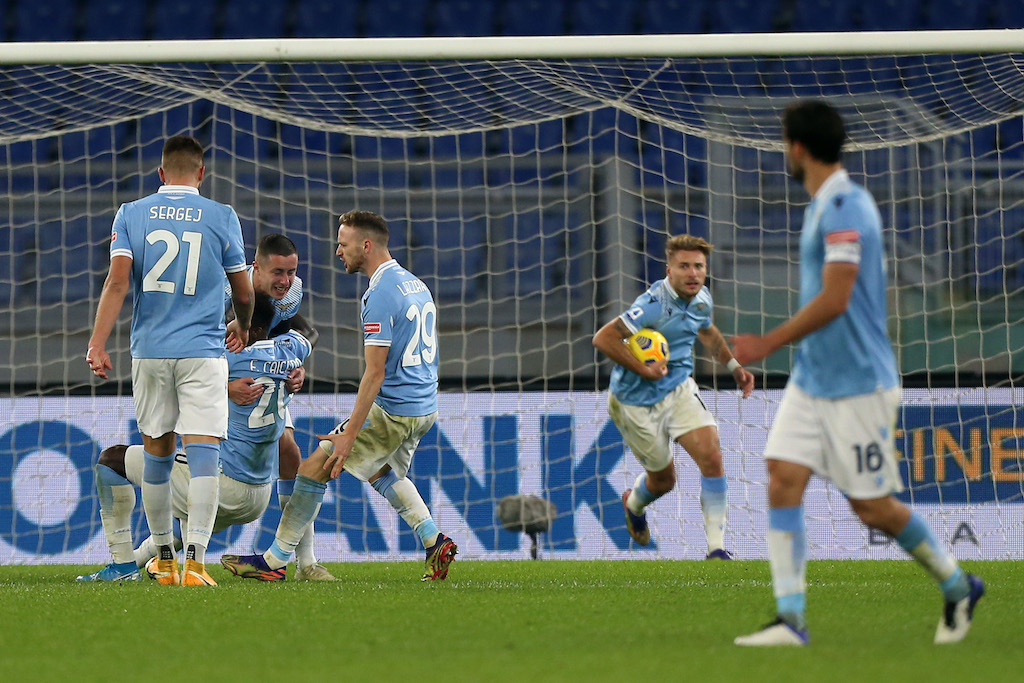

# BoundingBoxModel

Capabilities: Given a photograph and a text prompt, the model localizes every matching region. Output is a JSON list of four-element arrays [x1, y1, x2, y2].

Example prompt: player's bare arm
[[319, 343, 388, 478], [225, 269, 255, 352], [86, 255, 132, 379], [731, 261, 858, 365], [699, 324, 755, 398], [593, 318, 667, 381]]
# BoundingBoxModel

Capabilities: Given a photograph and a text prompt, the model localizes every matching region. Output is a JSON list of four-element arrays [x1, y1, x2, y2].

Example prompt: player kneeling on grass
[[221, 210, 457, 583], [77, 293, 315, 585], [593, 235, 754, 558]]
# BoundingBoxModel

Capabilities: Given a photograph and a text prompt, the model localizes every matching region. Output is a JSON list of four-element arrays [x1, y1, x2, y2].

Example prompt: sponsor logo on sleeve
[[364, 322, 381, 334], [825, 229, 860, 244]]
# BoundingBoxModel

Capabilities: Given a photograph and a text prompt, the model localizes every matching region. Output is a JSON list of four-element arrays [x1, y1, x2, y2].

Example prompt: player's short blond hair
[[665, 234, 713, 261]]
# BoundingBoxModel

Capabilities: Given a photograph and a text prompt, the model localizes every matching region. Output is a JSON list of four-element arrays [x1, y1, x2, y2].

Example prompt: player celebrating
[[221, 210, 457, 581], [225, 233, 335, 581], [593, 235, 754, 558], [86, 135, 253, 587], [78, 293, 312, 583], [732, 100, 984, 647]]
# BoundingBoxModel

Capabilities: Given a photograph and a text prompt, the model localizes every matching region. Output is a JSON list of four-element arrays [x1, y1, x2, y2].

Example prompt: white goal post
[[0, 30, 1022, 564]]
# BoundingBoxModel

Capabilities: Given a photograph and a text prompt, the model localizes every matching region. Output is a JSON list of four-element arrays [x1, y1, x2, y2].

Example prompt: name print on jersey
[[148, 206, 204, 222]]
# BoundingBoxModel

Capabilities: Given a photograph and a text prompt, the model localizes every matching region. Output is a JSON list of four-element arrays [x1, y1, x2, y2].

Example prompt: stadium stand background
[[2, 0, 1022, 391]]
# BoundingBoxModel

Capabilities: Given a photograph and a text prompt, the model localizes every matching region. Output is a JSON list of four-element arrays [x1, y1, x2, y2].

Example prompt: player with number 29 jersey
[[110, 184, 247, 359], [361, 259, 438, 416]]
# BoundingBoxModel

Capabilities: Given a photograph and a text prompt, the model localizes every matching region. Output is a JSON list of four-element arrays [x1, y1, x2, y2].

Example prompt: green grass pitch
[[1, 560, 1018, 682]]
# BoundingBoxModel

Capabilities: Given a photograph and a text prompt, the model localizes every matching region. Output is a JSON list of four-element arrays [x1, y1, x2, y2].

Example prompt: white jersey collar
[[812, 168, 849, 202], [158, 185, 200, 195], [368, 259, 399, 290], [250, 339, 275, 350]]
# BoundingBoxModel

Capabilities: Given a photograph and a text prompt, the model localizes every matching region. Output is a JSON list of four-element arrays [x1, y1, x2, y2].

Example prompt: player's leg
[[127, 448, 184, 569], [736, 385, 819, 647], [277, 423, 333, 580], [608, 393, 672, 546], [76, 445, 141, 581], [176, 357, 229, 585], [676, 426, 729, 558], [221, 447, 331, 580]]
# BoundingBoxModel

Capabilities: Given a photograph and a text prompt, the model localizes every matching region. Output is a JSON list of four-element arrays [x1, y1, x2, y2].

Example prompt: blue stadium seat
[[859, 0, 924, 30], [993, 0, 1024, 28], [705, 0, 780, 33], [973, 213, 1024, 293], [210, 111, 276, 162], [419, 133, 487, 188], [790, 0, 856, 31], [432, 0, 497, 36], [922, 0, 990, 29], [35, 216, 99, 303], [363, 0, 429, 37], [500, 0, 566, 35], [639, 0, 706, 33], [574, 107, 640, 156], [569, 0, 638, 35], [280, 212, 338, 298], [293, 0, 359, 37], [220, 0, 288, 39], [411, 216, 487, 300], [150, 0, 217, 40], [136, 105, 209, 158], [504, 212, 582, 296], [14, 1, 77, 41], [81, 0, 147, 40]]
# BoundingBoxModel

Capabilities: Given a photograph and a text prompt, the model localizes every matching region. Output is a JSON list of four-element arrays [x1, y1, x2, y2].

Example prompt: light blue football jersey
[[793, 169, 899, 399], [360, 259, 438, 417], [223, 265, 304, 331], [110, 185, 247, 359], [220, 330, 312, 485], [609, 280, 713, 406]]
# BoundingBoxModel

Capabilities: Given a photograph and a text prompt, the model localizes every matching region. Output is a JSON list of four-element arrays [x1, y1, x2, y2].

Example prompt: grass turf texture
[[1, 560, 1018, 682]]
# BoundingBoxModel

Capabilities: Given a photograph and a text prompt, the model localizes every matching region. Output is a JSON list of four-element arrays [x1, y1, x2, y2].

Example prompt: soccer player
[[86, 135, 253, 587], [221, 210, 458, 581], [732, 100, 984, 646], [224, 233, 335, 581], [592, 235, 755, 558], [78, 293, 313, 583]]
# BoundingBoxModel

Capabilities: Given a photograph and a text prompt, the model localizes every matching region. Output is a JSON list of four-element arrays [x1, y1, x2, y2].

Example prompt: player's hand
[[286, 366, 306, 394], [225, 320, 248, 352], [318, 431, 355, 479], [730, 334, 776, 366], [228, 377, 264, 406], [638, 359, 668, 382], [733, 366, 755, 398], [85, 346, 112, 380]]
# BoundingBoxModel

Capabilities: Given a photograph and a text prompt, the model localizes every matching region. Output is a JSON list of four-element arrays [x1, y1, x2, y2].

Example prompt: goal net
[[1, 32, 1022, 564]]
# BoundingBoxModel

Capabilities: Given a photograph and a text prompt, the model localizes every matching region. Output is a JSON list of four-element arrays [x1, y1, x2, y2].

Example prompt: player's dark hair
[[249, 292, 277, 343], [782, 100, 845, 164], [339, 210, 389, 245], [161, 135, 204, 176], [666, 234, 713, 261], [256, 233, 297, 261]]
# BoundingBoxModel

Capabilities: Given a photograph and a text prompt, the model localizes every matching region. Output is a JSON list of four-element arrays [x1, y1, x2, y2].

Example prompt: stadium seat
[[210, 111, 276, 162], [13, 0, 77, 41], [569, 0, 638, 35], [220, 0, 289, 39], [34, 216, 99, 303], [431, 0, 497, 36], [858, 0, 925, 30], [411, 216, 487, 300], [993, 0, 1024, 28], [503, 212, 582, 296], [363, 0, 430, 38], [922, 0, 990, 29], [705, 0, 781, 33], [574, 107, 640, 156], [500, 0, 567, 35], [639, 0, 706, 34], [150, 0, 217, 40], [81, 0, 147, 40], [789, 0, 856, 32], [293, 0, 359, 37]]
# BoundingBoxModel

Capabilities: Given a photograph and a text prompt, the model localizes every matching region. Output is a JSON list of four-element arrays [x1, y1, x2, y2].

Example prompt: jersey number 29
[[402, 301, 437, 367], [142, 229, 203, 295]]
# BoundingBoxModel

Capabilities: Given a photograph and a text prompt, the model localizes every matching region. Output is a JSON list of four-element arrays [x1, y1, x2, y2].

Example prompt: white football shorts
[[319, 403, 437, 482], [132, 357, 228, 439], [124, 445, 272, 532], [608, 376, 717, 472], [764, 383, 903, 500]]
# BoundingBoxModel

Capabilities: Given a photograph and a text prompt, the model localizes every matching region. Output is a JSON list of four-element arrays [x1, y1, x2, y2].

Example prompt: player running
[[732, 100, 984, 646], [221, 210, 457, 582], [78, 293, 312, 584], [593, 235, 754, 558]]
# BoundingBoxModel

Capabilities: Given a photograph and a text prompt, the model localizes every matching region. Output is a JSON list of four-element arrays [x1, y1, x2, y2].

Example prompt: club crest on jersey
[[364, 322, 381, 334]]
